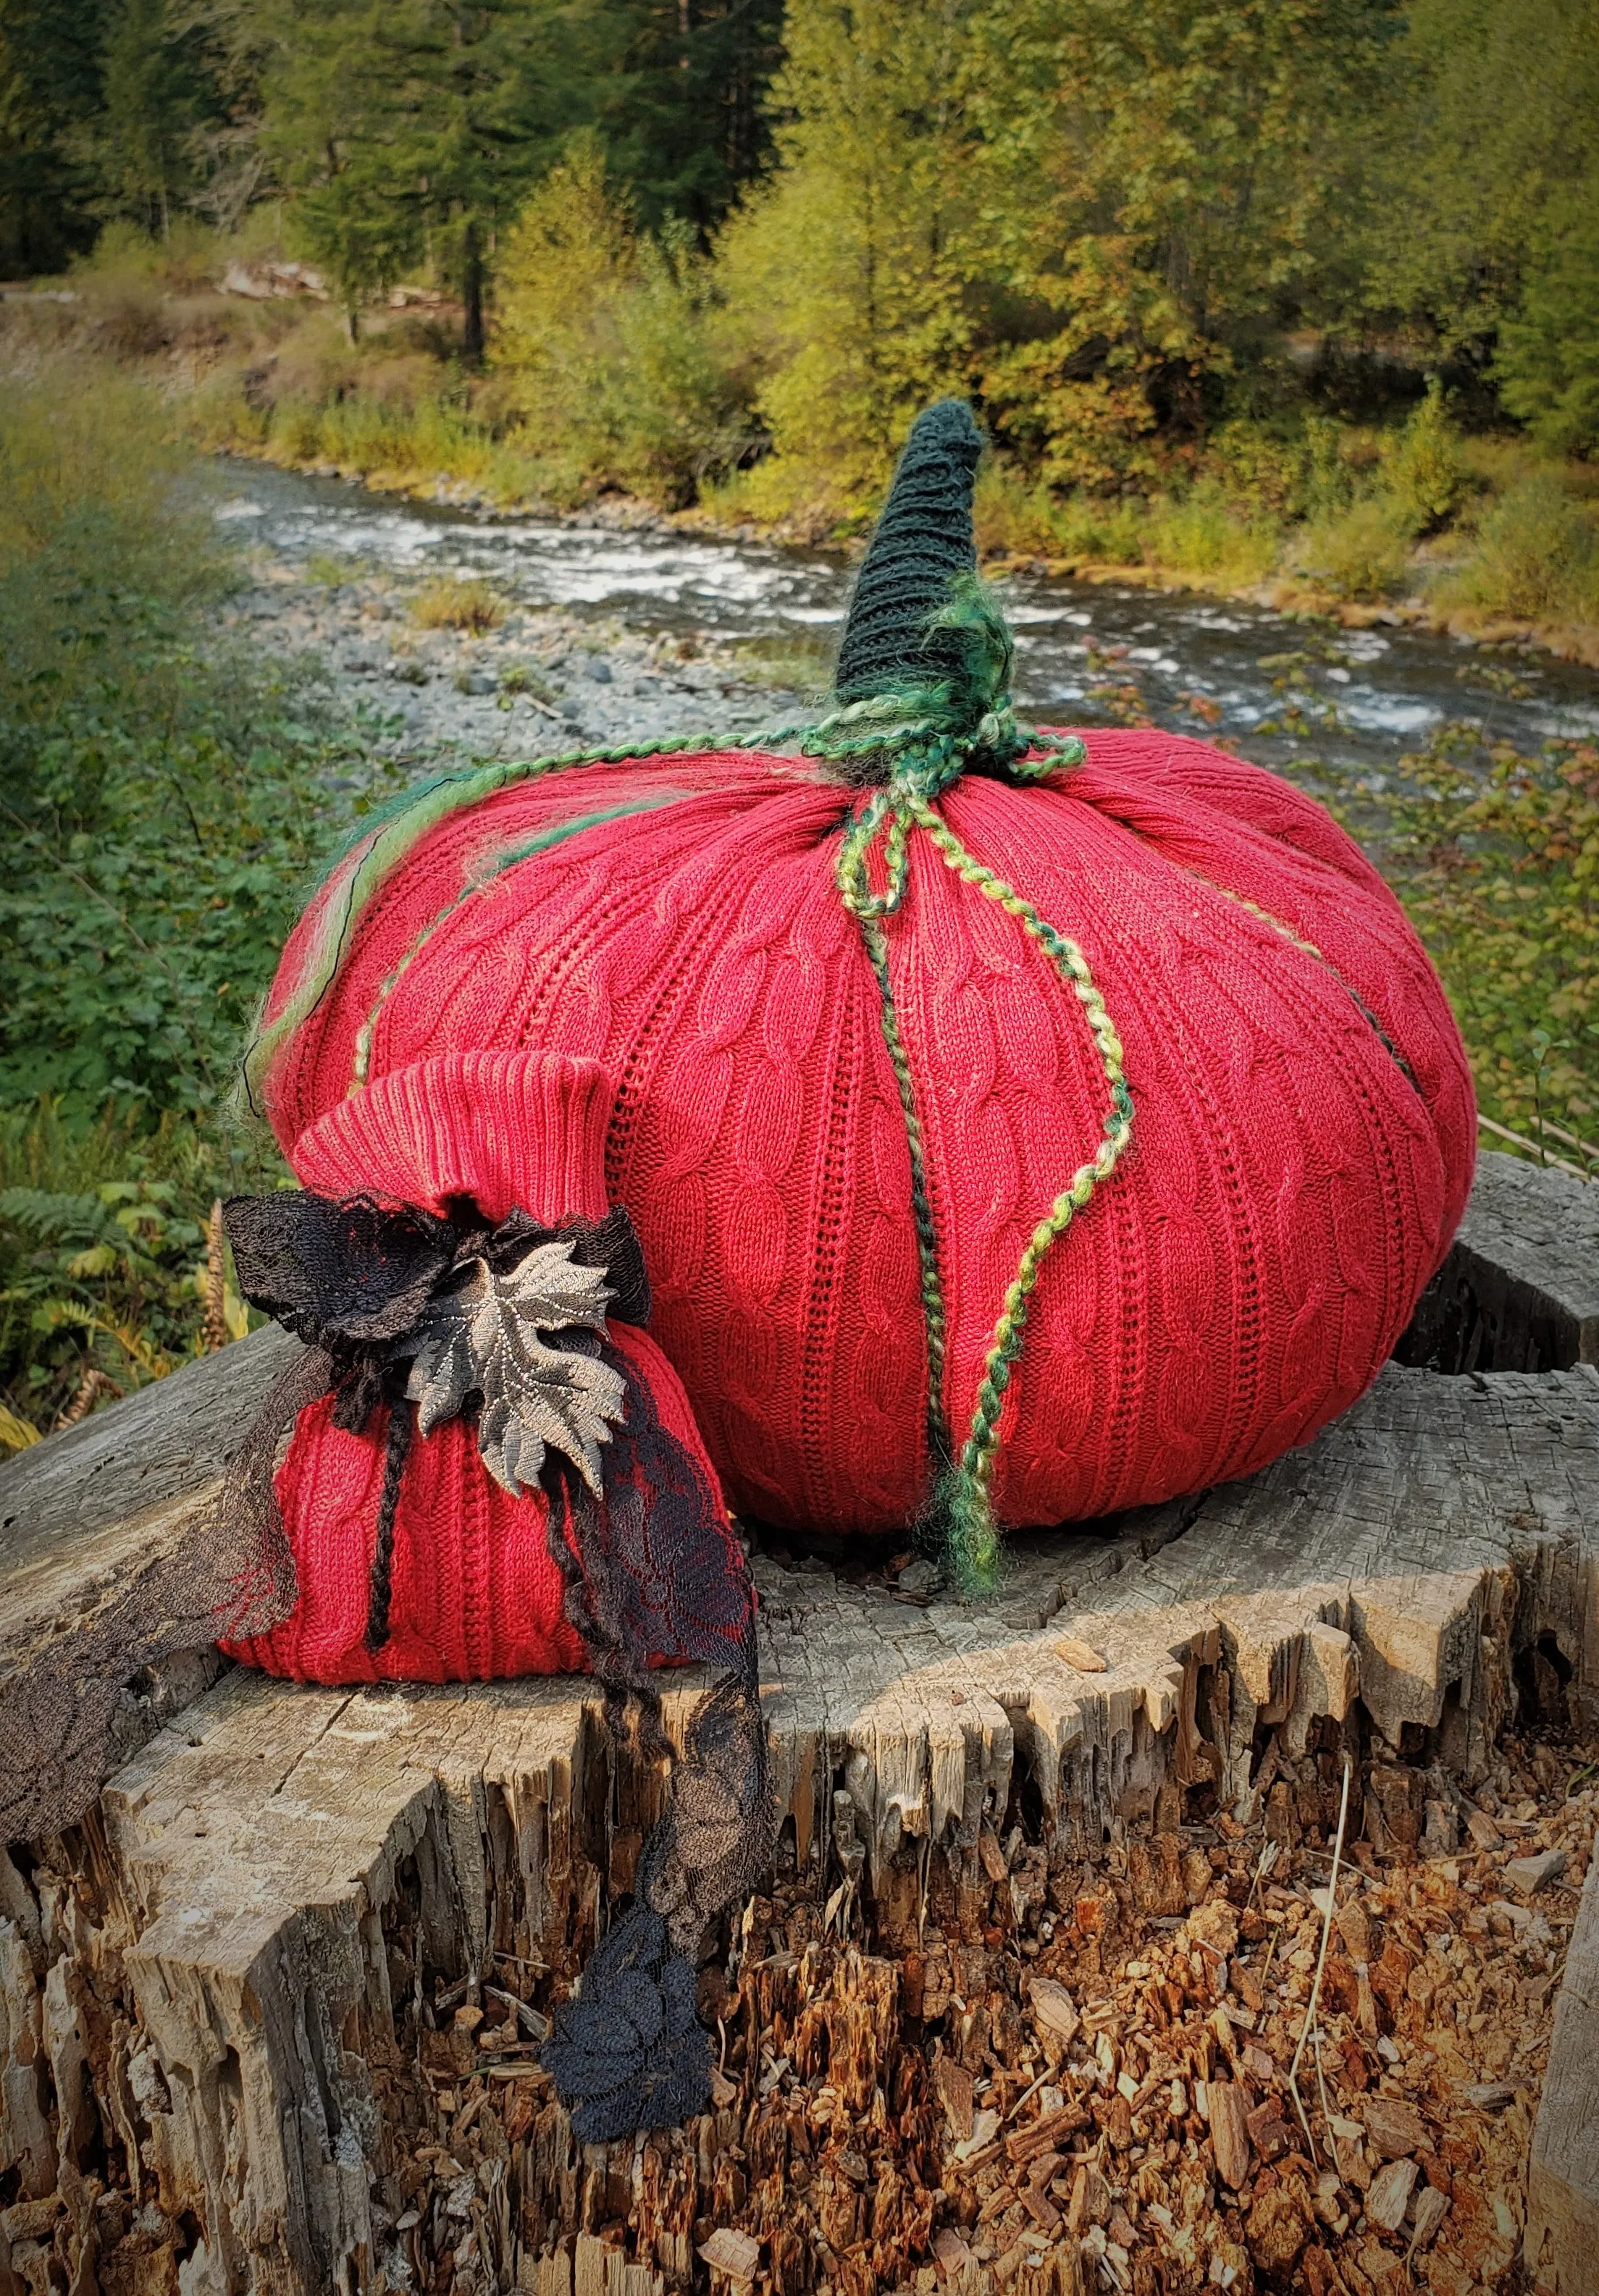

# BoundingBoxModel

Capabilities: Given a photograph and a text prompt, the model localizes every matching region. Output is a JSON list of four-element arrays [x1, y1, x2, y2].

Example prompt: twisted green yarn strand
[[855, 907, 952, 1466], [910, 794, 1133, 1587], [818, 577, 1131, 1595], [836, 765, 1131, 1594]]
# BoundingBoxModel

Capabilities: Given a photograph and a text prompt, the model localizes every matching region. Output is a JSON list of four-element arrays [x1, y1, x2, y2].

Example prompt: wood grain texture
[[1528, 1846, 1599, 2293], [0, 1362, 1592, 2290], [1398, 1149, 1599, 1373]]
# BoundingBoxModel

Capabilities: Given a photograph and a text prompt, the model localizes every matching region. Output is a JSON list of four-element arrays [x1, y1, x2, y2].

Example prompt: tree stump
[[0, 1151, 1595, 2295]]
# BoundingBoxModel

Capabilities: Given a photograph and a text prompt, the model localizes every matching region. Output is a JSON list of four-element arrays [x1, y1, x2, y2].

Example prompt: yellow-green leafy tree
[[714, 0, 978, 524], [496, 133, 745, 504]]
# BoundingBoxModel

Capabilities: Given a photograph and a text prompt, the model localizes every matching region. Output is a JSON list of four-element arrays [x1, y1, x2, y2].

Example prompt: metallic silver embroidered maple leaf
[[404, 1240, 626, 1496]]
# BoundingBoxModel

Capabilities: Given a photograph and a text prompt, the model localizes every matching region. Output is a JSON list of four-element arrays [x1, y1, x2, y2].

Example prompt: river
[[215, 460, 1599, 779]]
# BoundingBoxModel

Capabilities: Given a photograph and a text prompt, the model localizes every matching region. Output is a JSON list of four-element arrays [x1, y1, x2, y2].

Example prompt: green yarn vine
[[791, 581, 1133, 1595]]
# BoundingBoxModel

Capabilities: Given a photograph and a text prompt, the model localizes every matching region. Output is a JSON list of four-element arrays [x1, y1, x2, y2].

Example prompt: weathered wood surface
[[1, 1358, 1594, 2292], [1398, 1148, 1599, 1372], [0, 1321, 298, 1680], [1529, 1845, 1599, 2294], [1, 1150, 1597, 2293]]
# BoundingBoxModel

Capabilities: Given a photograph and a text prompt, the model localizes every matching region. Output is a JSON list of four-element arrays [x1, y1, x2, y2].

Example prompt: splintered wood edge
[[1528, 1849, 1599, 2292], [66, 1434, 1595, 2296]]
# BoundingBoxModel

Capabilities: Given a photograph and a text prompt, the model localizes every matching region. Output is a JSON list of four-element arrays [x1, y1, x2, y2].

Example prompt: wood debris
[[1, 1702, 1592, 2296]]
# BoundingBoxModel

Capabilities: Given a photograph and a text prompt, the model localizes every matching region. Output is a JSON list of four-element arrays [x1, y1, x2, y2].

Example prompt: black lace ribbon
[[222, 1185, 773, 2141], [224, 1191, 650, 1647]]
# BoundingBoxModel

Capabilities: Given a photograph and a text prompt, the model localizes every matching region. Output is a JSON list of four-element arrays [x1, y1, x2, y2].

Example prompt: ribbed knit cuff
[[290, 1051, 615, 1225]]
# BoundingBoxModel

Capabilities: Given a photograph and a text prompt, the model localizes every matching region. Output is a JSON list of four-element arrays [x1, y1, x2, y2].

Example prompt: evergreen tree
[[595, 0, 784, 235], [957, 0, 1401, 479], [259, 0, 598, 354], [0, 0, 111, 272], [1495, 183, 1599, 455], [98, 0, 202, 235]]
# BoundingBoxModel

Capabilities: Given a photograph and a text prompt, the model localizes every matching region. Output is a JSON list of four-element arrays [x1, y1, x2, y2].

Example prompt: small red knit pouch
[[222, 1051, 726, 1686], [212, 1049, 772, 2140]]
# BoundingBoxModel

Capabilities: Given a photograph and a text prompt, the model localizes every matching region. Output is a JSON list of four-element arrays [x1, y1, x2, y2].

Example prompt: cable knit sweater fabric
[[253, 731, 1475, 1538], [222, 1049, 735, 1682]]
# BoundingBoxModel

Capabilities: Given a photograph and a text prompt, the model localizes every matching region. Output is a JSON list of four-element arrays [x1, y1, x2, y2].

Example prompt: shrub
[[1435, 476, 1599, 623], [1380, 382, 1469, 533], [0, 363, 364, 1424], [0, 366, 364, 1117], [1139, 482, 1280, 586], [1290, 495, 1414, 601], [0, 1098, 269, 1436], [497, 136, 747, 506]]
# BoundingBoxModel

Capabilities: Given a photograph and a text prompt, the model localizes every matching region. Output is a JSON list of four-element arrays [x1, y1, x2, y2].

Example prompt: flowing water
[[217, 460, 1599, 775]]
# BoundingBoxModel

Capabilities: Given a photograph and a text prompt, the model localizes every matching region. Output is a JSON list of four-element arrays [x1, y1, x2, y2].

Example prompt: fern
[[0, 1187, 109, 1241]]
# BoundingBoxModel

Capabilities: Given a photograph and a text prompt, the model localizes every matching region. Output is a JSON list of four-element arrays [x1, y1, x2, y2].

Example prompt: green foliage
[[0, 1098, 272, 1434], [1363, 0, 1599, 358], [1290, 497, 1413, 602], [1432, 477, 1599, 626], [713, 0, 975, 518], [0, 0, 112, 273], [0, 371, 368, 1118], [1380, 382, 1469, 534], [588, 1, 785, 237], [1293, 725, 1599, 1148], [0, 365, 350, 1421], [1495, 186, 1599, 458], [497, 135, 746, 503]]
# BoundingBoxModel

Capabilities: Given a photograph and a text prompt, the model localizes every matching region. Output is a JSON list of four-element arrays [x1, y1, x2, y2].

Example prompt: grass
[[411, 576, 506, 632], [0, 358, 369, 1432]]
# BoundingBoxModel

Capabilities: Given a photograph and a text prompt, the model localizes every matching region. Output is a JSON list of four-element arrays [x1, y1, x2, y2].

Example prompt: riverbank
[[219, 424, 1599, 676], [6, 269, 1599, 673], [223, 546, 815, 773]]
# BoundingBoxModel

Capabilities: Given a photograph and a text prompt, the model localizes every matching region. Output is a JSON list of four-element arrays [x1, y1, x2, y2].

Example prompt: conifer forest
[[1, 0, 1598, 1431]]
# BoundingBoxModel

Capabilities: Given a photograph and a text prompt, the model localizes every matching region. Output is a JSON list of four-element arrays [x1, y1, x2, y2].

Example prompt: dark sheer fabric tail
[[0, 1183, 773, 2148], [539, 1363, 773, 2141]]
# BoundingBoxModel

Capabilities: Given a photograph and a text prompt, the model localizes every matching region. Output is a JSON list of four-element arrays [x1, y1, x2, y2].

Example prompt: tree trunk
[[462, 217, 485, 365], [1, 1152, 1595, 2293]]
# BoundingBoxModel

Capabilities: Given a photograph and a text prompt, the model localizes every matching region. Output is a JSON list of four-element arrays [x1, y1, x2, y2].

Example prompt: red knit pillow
[[250, 729, 1473, 1549], [222, 1051, 734, 1686]]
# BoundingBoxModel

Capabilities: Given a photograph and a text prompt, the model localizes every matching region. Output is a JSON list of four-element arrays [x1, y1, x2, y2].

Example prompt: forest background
[[1, 0, 1597, 1437]]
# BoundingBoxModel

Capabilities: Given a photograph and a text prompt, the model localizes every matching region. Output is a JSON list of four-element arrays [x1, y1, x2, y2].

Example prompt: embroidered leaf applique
[[404, 1239, 625, 1495]]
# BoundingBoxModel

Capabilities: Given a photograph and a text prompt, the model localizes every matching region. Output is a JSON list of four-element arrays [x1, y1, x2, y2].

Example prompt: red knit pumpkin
[[251, 723, 1474, 1543]]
